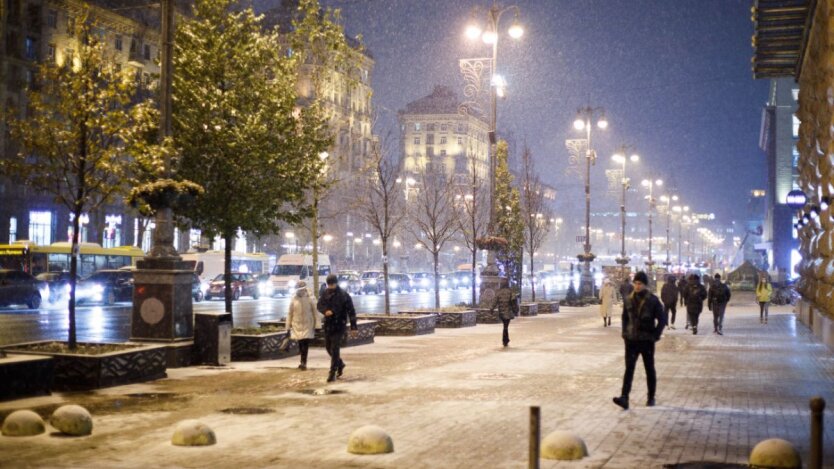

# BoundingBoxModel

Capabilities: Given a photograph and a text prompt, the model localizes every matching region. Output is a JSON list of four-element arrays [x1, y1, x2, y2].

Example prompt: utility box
[[193, 312, 231, 366]]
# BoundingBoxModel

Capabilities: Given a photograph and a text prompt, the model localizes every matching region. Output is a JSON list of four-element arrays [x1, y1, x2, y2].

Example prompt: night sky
[[256, 0, 769, 227]]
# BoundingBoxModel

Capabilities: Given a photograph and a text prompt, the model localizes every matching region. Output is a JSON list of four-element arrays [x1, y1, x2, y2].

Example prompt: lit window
[[792, 89, 799, 101], [414, 123, 421, 131], [9, 217, 17, 243], [792, 115, 800, 138], [28, 210, 53, 245]]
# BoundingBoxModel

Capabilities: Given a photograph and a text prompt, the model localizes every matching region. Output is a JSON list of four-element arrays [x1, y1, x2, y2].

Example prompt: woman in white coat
[[599, 278, 616, 327], [286, 281, 321, 370]]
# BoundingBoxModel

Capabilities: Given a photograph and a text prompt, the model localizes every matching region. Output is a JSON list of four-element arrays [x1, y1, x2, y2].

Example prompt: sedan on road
[[410, 272, 434, 291], [35, 271, 77, 304], [77, 270, 134, 305], [388, 273, 412, 293], [0, 269, 47, 309], [360, 271, 384, 294], [337, 272, 362, 295], [206, 273, 259, 301]]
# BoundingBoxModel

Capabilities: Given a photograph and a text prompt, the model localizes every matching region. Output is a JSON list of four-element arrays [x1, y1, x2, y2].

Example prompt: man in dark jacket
[[684, 274, 707, 335], [619, 274, 634, 302], [660, 275, 678, 330], [613, 271, 666, 410], [707, 273, 731, 335], [677, 276, 688, 308], [317, 274, 358, 383]]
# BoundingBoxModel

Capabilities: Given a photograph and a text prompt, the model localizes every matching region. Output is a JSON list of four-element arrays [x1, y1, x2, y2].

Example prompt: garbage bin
[[194, 312, 231, 365]]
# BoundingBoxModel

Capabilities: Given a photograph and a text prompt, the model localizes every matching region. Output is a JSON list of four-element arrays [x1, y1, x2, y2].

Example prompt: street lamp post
[[612, 146, 638, 281], [573, 106, 608, 298], [659, 194, 678, 269], [464, 3, 523, 230], [673, 205, 689, 269], [641, 178, 663, 279]]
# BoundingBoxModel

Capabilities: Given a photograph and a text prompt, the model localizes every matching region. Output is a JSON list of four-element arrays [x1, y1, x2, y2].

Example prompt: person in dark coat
[[619, 274, 634, 302], [317, 274, 358, 383], [660, 275, 678, 329], [490, 278, 518, 347], [613, 271, 666, 410], [707, 273, 731, 335], [683, 274, 707, 335]]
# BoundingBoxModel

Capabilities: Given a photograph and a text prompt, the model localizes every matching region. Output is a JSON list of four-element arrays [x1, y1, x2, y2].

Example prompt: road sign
[[786, 189, 807, 208]]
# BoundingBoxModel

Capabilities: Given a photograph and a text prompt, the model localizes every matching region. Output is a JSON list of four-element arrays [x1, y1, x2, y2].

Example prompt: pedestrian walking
[[613, 271, 666, 410], [286, 281, 321, 370], [677, 275, 688, 308], [756, 275, 773, 324], [660, 275, 678, 329], [490, 278, 518, 347], [599, 278, 616, 327], [683, 274, 707, 335], [317, 274, 358, 383], [707, 273, 731, 335], [619, 274, 634, 302]]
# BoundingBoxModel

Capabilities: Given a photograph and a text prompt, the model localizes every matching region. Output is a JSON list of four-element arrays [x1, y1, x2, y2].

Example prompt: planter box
[[0, 354, 54, 401], [3, 342, 166, 391], [400, 310, 476, 328], [231, 331, 298, 362], [476, 308, 503, 324], [258, 320, 378, 348], [356, 313, 437, 336], [536, 302, 560, 314], [520, 303, 538, 317]]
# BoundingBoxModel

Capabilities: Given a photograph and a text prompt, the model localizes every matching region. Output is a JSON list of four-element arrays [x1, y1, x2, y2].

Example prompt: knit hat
[[633, 271, 649, 285], [714, 273, 721, 279]]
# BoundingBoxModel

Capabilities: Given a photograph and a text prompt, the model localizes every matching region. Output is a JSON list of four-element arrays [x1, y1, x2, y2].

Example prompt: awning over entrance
[[751, 0, 815, 79]]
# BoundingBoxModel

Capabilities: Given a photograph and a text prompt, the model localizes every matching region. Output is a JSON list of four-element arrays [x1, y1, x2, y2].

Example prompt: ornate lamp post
[[463, 3, 523, 229], [612, 146, 639, 281], [572, 106, 608, 298], [640, 178, 663, 279], [659, 194, 678, 269]]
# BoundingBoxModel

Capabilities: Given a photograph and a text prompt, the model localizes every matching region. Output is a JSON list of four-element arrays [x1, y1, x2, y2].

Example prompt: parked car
[[388, 273, 412, 293], [337, 271, 362, 295], [205, 272, 259, 301], [191, 273, 205, 303], [35, 271, 77, 303], [0, 269, 46, 309], [438, 273, 452, 290], [77, 270, 134, 305], [410, 272, 434, 291], [360, 271, 384, 294]]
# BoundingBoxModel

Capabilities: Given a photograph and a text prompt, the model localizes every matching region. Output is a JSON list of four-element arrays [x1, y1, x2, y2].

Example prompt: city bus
[[0, 241, 145, 277]]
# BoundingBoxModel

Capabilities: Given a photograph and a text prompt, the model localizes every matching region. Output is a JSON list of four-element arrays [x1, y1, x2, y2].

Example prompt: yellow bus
[[0, 241, 145, 277]]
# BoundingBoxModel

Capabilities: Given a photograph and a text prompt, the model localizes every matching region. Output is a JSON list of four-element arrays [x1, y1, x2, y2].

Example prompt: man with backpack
[[684, 274, 707, 335], [708, 273, 731, 335]]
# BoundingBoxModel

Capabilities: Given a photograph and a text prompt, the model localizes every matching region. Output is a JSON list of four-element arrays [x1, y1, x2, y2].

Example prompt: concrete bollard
[[171, 419, 216, 446], [810, 397, 825, 469], [749, 438, 801, 469], [540, 431, 588, 461], [50, 405, 93, 436], [1, 410, 45, 437], [347, 425, 394, 455], [529, 406, 540, 469]]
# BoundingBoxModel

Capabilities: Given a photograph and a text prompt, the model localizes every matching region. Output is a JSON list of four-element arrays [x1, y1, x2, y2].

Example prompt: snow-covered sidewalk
[[1, 292, 833, 468]]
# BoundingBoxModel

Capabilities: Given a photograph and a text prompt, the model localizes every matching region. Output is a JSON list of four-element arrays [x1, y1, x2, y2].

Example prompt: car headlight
[[339, 281, 348, 289], [92, 284, 104, 293], [201, 282, 209, 294], [421, 279, 429, 286], [287, 280, 296, 289], [65, 284, 72, 295], [259, 281, 272, 294], [440, 279, 447, 286], [390, 280, 398, 288]]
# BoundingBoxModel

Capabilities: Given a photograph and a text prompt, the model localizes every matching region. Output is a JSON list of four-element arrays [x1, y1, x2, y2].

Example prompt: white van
[[181, 251, 271, 297], [269, 254, 331, 296]]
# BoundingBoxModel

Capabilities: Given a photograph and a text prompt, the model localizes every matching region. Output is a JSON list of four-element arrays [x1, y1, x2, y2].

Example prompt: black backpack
[[712, 283, 729, 304]]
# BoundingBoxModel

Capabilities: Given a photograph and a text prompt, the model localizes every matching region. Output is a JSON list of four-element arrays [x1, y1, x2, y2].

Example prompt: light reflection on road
[[0, 286, 565, 346]]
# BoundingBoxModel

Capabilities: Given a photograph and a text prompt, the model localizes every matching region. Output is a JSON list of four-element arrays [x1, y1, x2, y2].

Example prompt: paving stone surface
[[0, 292, 832, 468]]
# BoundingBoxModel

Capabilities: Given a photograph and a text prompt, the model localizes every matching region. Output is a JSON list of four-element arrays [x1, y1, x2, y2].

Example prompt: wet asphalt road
[[0, 286, 566, 346]]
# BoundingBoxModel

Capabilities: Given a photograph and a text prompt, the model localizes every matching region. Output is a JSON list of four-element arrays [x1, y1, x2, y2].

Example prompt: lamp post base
[[576, 253, 596, 299], [479, 251, 503, 309]]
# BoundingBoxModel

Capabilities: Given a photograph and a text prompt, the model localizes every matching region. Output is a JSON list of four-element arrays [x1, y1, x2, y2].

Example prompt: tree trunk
[[382, 241, 390, 315], [311, 192, 320, 299], [471, 247, 477, 306], [530, 249, 536, 301], [433, 251, 440, 309], [68, 203, 82, 350], [224, 231, 233, 319]]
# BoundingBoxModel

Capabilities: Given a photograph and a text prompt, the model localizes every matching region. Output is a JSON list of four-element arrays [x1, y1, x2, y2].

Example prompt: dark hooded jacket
[[684, 276, 707, 313], [660, 275, 678, 306], [316, 286, 357, 334], [622, 288, 666, 342]]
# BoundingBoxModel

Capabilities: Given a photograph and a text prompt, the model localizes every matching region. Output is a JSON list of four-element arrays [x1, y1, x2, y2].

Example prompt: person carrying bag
[[286, 281, 321, 370]]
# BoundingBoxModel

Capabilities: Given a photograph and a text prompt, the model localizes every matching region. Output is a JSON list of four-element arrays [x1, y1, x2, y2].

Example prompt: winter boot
[[646, 397, 656, 407], [613, 396, 629, 410], [327, 371, 337, 383], [337, 362, 345, 377]]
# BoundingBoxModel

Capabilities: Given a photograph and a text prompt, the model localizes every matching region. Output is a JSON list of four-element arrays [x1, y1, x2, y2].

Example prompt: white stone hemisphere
[[50, 405, 93, 436], [541, 431, 588, 461], [171, 419, 216, 447], [347, 425, 394, 455], [2, 410, 46, 437], [749, 438, 801, 469]]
